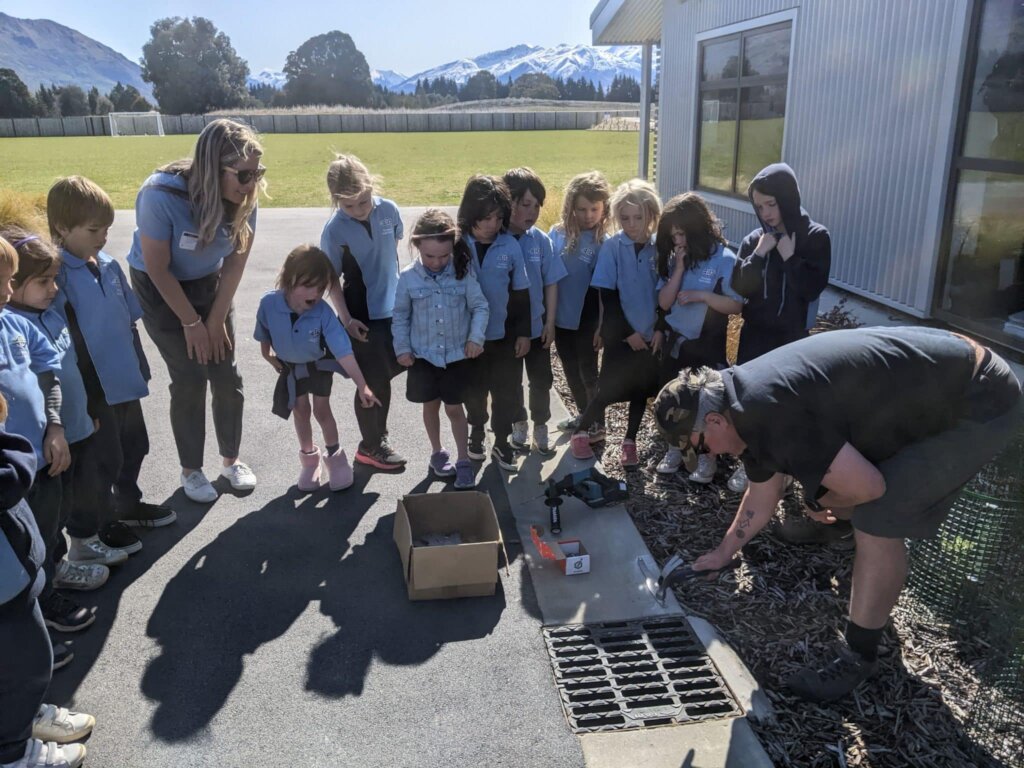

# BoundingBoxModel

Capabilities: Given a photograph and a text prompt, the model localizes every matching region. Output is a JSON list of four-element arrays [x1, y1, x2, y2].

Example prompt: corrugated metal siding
[[657, 0, 969, 315], [595, 0, 665, 43]]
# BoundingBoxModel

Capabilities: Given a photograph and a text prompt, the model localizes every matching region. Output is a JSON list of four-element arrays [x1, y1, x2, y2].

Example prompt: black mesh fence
[[906, 428, 1024, 766]]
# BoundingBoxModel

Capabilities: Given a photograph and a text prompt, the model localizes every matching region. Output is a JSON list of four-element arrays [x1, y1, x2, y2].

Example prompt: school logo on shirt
[[306, 328, 322, 343], [493, 252, 511, 269], [526, 245, 541, 263], [380, 217, 393, 228], [580, 246, 595, 265], [10, 334, 29, 364], [700, 266, 717, 283]]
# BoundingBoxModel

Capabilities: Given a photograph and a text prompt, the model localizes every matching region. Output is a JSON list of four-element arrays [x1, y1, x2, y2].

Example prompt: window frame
[[693, 16, 795, 199]]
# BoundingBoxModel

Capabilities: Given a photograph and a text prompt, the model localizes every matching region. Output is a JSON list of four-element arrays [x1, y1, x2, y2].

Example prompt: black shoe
[[773, 516, 853, 547], [52, 642, 73, 671], [120, 501, 177, 528], [491, 442, 518, 472], [467, 429, 486, 461], [41, 592, 95, 633], [99, 521, 142, 555], [787, 645, 879, 702]]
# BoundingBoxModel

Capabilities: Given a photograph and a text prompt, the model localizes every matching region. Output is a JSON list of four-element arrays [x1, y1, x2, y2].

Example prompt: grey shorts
[[853, 349, 1022, 539]]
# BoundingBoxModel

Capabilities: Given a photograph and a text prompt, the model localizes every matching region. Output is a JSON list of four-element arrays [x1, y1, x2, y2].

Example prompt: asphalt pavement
[[45, 208, 586, 768]]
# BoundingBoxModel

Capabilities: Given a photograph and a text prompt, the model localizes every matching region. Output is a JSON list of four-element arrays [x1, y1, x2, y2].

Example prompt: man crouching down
[[653, 326, 1022, 702]]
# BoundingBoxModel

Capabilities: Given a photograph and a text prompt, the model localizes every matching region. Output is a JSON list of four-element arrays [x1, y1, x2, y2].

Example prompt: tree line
[[0, 16, 643, 118]]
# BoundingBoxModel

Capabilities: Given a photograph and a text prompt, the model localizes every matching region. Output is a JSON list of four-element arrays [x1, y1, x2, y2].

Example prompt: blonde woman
[[127, 119, 265, 503]]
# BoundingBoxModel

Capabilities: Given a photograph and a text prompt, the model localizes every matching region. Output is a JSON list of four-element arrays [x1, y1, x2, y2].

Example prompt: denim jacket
[[392, 260, 489, 368]]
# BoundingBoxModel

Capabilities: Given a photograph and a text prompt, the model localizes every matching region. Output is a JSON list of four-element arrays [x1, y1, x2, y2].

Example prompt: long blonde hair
[[326, 154, 380, 205], [558, 171, 612, 253], [159, 119, 264, 252], [610, 178, 661, 240]]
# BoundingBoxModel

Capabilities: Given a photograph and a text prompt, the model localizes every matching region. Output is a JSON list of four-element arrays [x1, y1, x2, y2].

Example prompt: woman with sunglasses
[[127, 119, 265, 503]]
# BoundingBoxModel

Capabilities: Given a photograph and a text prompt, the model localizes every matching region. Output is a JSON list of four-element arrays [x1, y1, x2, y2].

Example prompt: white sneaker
[[67, 536, 128, 567], [3, 739, 86, 768], [556, 415, 580, 432], [53, 559, 108, 591], [688, 453, 716, 484], [181, 470, 217, 503], [531, 423, 555, 455], [657, 448, 683, 474], [727, 464, 749, 493], [32, 704, 95, 744], [509, 420, 529, 451], [220, 462, 257, 491]]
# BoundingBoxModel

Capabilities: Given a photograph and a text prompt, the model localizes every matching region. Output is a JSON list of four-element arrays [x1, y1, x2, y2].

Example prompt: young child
[[458, 175, 532, 472], [254, 244, 380, 492], [503, 168, 567, 456], [653, 194, 743, 482], [729, 162, 831, 492], [571, 179, 663, 467], [320, 154, 406, 472], [48, 177, 174, 534], [392, 209, 489, 489], [550, 171, 612, 443]]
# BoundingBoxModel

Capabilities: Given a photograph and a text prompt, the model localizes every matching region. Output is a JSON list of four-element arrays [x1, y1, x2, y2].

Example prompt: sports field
[[0, 130, 647, 212]]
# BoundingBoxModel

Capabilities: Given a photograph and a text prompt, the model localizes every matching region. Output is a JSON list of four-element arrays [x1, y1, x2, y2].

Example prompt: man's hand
[[464, 342, 483, 359], [693, 547, 735, 573], [397, 353, 414, 367]]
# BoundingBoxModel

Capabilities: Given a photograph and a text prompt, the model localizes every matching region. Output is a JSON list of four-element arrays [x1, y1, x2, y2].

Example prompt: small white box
[[558, 540, 591, 575]]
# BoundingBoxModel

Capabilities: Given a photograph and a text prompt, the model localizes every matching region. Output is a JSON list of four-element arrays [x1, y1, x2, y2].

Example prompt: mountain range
[[0, 13, 639, 106]]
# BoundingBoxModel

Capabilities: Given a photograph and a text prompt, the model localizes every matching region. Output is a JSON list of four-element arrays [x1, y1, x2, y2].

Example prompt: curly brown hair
[[410, 208, 471, 280], [655, 192, 727, 278]]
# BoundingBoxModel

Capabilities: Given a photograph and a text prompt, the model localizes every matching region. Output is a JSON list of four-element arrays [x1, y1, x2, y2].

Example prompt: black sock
[[325, 443, 339, 456], [845, 620, 884, 661]]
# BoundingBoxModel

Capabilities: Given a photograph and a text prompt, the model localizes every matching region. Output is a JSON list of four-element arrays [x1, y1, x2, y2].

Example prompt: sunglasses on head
[[223, 165, 266, 185]]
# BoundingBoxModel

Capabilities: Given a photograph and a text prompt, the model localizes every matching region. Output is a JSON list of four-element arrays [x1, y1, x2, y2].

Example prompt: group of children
[[261, 155, 829, 497]]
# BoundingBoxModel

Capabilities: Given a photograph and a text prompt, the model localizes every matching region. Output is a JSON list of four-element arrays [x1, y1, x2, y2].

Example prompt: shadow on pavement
[[139, 477, 378, 742]]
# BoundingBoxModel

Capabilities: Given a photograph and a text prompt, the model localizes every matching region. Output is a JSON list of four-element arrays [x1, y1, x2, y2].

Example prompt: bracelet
[[182, 316, 203, 329]]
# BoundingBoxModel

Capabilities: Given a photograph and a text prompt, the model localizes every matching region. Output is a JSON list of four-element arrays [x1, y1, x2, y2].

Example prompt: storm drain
[[542, 616, 741, 734]]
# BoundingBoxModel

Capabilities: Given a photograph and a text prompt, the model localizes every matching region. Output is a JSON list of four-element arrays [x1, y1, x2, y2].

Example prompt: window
[[937, 0, 1024, 346], [695, 23, 791, 196]]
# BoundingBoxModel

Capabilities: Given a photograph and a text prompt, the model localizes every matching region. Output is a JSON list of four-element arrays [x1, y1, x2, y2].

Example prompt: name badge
[[179, 232, 199, 251]]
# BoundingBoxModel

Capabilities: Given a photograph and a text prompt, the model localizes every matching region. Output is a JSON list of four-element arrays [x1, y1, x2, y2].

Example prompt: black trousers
[[555, 325, 600, 425], [350, 318, 404, 451], [91, 399, 150, 520], [577, 341, 659, 441], [132, 268, 244, 469], [26, 468, 62, 603], [62, 435, 101, 540], [0, 597, 51, 763], [465, 337, 520, 446], [513, 337, 554, 425], [659, 331, 728, 387]]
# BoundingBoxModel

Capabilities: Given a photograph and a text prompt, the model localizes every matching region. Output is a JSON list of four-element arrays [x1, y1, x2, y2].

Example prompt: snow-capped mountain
[[247, 44, 640, 94], [246, 69, 288, 90]]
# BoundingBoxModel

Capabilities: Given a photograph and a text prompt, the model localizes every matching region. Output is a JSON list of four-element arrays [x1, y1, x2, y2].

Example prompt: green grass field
[[0, 131, 646, 211]]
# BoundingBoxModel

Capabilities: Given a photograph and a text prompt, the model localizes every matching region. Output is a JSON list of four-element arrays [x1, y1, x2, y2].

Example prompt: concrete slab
[[579, 717, 773, 768]]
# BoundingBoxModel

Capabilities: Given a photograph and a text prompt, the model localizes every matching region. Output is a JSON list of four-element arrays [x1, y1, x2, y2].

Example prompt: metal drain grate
[[542, 616, 741, 733]]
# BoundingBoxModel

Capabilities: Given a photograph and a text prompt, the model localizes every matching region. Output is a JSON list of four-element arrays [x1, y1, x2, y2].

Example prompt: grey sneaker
[[453, 459, 476, 489], [727, 464, 749, 493], [556, 415, 579, 432], [688, 453, 716, 484], [787, 644, 878, 702], [181, 470, 217, 503], [220, 461, 257, 491], [32, 704, 95, 743], [532, 424, 555, 456], [657, 448, 683, 474], [67, 536, 128, 566], [53, 559, 108, 591], [510, 420, 529, 451]]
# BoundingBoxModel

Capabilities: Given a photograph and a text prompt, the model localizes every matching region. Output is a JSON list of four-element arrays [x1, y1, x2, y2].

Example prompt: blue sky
[[4, 0, 601, 75]]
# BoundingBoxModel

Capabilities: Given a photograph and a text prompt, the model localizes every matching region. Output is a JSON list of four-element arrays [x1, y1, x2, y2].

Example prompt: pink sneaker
[[324, 449, 354, 491], [297, 448, 322, 492], [620, 439, 639, 467], [571, 432, 594, 460]]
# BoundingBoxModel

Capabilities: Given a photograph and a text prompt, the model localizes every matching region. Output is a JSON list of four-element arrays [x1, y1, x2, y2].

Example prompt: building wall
[[657, 0, 972, 316]]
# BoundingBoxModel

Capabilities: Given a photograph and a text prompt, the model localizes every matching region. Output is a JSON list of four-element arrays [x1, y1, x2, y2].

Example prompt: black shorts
[[293, 365, 334, 398], [853, 349, 1022, 539], [406, 358, 473, 405]]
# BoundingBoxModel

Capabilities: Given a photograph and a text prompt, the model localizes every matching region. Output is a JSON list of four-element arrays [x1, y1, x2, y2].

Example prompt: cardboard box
[[530, 525, 591, 576], [393, 491, 503, 600]]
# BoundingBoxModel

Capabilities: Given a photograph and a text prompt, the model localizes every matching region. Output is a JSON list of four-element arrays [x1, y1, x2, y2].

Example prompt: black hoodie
[[0, 428, 41, 611], [731, 163, 831, 334]]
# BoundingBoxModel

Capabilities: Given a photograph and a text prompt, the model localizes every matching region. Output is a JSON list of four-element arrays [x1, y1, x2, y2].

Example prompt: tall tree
[[0, 69, 37, 118], [140, 17, 249, 114], [510, 72, 561, 100], [56, 85, 90, 117], [459, 70, 497, 102], [283, 31, 373, 107], [108, 82, 153, 112]]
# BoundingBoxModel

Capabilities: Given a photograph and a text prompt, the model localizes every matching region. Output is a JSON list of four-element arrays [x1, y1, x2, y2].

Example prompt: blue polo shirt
[[658, 244, 743, 340], [8, 296, 93, 445], [591, 232, 659, 342], [319, 197, 403, 320], [0, 309, 62, 465], [58, 249, 149, 405], [464, 232, 530, 341], [551, 227, 601, 331], [254, 290, 353, 364], [127, 172, 259, 281], [517, 227, 567, 339]]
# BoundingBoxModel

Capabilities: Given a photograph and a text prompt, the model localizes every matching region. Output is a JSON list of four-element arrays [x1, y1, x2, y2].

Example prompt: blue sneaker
[[429, 450, 456, 478], [454, 459, 476, 489]]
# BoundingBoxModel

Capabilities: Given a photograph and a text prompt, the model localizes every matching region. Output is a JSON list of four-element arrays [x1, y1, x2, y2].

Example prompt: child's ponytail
[[410, 208, 470, 279]]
